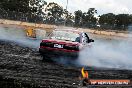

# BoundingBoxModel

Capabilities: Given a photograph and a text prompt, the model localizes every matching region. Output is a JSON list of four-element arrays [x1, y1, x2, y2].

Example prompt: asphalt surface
[[0, 40, 132, 88], [0, 40, 80, 88]]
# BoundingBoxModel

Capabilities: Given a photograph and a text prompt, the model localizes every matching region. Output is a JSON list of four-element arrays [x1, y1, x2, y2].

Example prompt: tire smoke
[[1, 26, 132, 70], [77, 36, 132, 70], [0, 26, 41, 49]]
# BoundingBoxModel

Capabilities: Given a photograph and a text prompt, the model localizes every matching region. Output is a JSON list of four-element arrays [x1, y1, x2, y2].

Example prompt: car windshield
[[49, 30, 80, 42]]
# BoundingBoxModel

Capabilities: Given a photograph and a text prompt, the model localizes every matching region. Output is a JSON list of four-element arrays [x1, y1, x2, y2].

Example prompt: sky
[[45, 0, 132, 15]]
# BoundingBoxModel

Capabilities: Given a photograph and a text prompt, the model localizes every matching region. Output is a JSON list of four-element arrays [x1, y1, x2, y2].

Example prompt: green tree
[[85, 8, 97, 27], [29, 0, 47, 22], [99, 13, 116, 25], [0, 0, 47, 22], [74, 10, 82, 26], [0, 0, 30, 13], [115, 14, 130, 30], [63, 9, 74, 26], [99, 13, 116, 29], [29, 0, 47, 15], [129, 15, 132, 25], [0, 0, 47, 15], [45, 2, 63, 24]]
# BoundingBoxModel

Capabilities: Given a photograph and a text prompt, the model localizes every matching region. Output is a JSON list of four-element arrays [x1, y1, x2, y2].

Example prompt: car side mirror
[[88, 39, 94, 43]]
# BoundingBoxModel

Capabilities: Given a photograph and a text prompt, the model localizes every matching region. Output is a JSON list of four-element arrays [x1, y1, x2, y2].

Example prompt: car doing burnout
[[39, 29, 94, 58]]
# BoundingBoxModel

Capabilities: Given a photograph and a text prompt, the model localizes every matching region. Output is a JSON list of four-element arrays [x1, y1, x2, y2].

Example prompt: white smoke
[[77, 35, 132, 70], [0, 26, 41, 49], [1, 26, 132, 70]]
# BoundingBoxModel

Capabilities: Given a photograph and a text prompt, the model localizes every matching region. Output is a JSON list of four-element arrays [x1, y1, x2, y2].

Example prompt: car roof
[[54, 28, 83, 34]]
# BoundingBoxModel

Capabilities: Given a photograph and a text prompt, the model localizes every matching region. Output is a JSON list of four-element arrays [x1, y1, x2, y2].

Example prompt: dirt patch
[[1, 19, 132, 38]]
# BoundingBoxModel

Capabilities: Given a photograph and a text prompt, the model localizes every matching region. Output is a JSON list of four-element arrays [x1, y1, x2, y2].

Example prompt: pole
[[66, 0, 68, 10], [64, 0, 68, 26]]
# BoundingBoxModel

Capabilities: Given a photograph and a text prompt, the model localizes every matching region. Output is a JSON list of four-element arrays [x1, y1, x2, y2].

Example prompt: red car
[[39, 29, 94, 58]]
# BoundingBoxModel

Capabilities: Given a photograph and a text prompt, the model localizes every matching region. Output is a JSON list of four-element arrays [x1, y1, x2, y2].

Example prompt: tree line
[[0, 0, 132, 30]]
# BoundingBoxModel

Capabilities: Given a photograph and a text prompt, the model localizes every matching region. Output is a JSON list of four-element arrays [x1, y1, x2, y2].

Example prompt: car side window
[[75, 37, 80, 43]]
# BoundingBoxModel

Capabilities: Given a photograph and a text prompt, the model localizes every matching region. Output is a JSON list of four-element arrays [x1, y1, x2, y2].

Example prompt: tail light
[[40, 42, 53, 47]]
